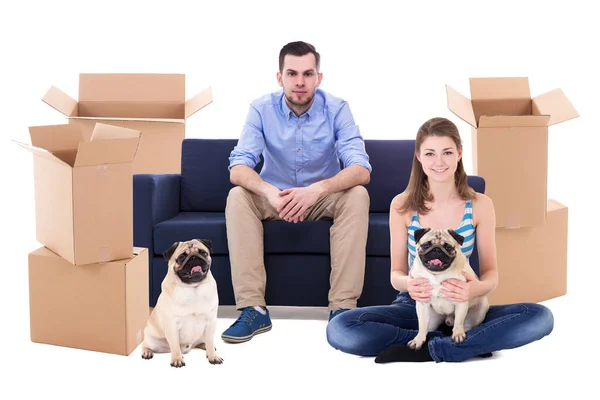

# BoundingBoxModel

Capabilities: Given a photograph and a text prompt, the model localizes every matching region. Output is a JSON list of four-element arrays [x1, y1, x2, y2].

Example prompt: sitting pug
[[141, 239, 223, 367], [407, 228, 489, 350]]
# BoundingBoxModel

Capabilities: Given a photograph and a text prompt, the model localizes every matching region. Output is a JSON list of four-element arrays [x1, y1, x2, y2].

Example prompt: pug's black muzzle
[[419, 244, 455, 272], [177, 253, 210, 284]]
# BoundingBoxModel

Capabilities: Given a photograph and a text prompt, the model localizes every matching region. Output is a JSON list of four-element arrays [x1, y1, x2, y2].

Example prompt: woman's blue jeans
[[326, 292, 554, 362]]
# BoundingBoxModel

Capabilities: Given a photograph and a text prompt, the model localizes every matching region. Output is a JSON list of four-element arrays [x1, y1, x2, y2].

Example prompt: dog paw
[[141, 347, 154, 360], [407, 337, 425, 350], [452, 331, 466, 343], [208, 354, 224, 365], [170, 356, 185, 368]]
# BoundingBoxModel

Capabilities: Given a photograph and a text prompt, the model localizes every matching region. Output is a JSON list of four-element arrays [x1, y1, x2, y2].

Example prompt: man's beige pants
[[225, 185, 370, 311]]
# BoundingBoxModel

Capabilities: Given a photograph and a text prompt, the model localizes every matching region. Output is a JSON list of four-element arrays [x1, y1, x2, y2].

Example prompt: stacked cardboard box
[[15, 122, 150, 355], [42, 73, 213, 174], [446, 77, 579, 304]]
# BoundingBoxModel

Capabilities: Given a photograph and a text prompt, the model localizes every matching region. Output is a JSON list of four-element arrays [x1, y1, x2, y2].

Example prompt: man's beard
[[285, 92, 315, 107]]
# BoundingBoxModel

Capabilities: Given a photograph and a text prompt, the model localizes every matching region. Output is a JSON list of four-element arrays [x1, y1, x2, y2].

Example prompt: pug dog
[[407, 228, 489, 350], [141, 239, 223, 367]]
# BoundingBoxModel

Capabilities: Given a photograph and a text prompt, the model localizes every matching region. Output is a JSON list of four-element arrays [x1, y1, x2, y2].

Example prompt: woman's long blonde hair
[[396, 117, 476, 215]]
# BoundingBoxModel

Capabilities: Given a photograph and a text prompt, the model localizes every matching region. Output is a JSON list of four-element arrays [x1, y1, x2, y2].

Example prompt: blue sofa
[[133, 139, 485, 308]]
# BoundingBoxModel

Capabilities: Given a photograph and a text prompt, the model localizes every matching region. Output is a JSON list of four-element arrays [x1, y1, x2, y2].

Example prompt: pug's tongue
[[428, 259, 443, 266], [191, 266, 202, 273]]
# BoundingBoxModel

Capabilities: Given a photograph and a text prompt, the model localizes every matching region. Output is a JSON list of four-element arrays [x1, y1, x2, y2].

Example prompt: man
[[222, 41, 372, 343]]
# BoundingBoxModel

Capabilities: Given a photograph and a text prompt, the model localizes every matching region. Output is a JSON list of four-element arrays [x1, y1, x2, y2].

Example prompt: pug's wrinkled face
[[163, 239, 213, 284], [414, 228, 464, 273]]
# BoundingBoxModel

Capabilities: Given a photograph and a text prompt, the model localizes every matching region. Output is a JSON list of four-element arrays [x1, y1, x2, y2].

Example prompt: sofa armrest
[[133, 174, 181, 257]]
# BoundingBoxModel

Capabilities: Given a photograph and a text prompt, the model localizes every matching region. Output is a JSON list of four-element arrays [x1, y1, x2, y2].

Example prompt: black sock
[[374, 342, 434, 363]]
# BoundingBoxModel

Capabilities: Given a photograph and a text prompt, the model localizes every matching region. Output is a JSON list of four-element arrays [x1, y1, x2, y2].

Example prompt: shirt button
[[296, 169, 301, 172], [297, 125, 301, 129], [296, 148, 300, 152]]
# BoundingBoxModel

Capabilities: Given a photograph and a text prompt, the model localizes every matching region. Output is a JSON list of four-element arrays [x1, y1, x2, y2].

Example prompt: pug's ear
[[447, 229, 464, 246], [414, 228, 430, 244], [163, 242, 180, 261], [198, 239, 212, 254]]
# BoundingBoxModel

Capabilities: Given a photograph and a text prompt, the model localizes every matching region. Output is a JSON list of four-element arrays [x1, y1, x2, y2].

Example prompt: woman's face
[[416, 135, 462, 183]]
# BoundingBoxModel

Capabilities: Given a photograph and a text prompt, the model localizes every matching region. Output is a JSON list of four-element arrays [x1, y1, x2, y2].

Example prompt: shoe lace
[[233, 307, 257, 327]]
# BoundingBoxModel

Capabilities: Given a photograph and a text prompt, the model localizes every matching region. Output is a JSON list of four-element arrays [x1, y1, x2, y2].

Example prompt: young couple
[[221, 40, 554, 363]]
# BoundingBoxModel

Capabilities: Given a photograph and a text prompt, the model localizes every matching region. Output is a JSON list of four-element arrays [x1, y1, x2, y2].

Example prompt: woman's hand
[[407, 273, 432, 302], [440, 271, 478, 302]]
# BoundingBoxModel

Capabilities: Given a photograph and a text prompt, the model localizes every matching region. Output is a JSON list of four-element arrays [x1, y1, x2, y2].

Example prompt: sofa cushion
[[366, 213, 391, 256], [264, 220, 332, 254], [154, 213, 334, 256], [154, 212, 229, 256]]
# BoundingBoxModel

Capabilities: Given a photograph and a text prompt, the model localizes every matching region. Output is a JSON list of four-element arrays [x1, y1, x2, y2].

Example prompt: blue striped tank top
[[407, 200, 475, 270]]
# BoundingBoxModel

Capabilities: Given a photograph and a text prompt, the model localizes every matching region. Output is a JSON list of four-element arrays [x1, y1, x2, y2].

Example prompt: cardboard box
[[28, 247, 149, 356], [14, 123, 140, 265], [42, 73, 213, 174], [446, 77, 579, 228], [489, 200, 568, 305]]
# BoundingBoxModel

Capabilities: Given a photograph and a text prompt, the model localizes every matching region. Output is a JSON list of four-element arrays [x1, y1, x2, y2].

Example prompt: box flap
[[74, 138, 140, 167], [446, 85, 477, 128], [90, 123, 141, 141], [29, 124, 84, 152], [532, 89, 579, 126], [479, 115, 551, 128], [12, 140, 70, 166], [79, 73, 185, 102], [185, 87, 213, 118], [78, 73, 186, 118], [42, 86, 79, 117], [470, 77, 531, 100]]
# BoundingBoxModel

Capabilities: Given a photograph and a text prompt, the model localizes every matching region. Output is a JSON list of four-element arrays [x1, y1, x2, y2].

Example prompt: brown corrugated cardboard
[[14, 123, 140, 265], [42, 73, 213, 174], [446, 77, 579, 228], [489, 199, 568, 305], [28, 247, 149, 356]]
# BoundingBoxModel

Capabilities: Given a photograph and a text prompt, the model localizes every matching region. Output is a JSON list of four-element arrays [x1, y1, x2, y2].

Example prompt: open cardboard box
[[14, 123, 140, 265], [42, 73, 213, 174], [446, 77, 579, 228]]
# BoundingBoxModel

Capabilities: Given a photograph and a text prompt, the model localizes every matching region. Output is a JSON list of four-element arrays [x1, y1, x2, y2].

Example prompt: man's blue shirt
[[228, 88, 371, 190]]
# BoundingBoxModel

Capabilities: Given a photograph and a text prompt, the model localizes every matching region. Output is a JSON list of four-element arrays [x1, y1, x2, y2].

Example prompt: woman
[[326, 117, 554, 363]]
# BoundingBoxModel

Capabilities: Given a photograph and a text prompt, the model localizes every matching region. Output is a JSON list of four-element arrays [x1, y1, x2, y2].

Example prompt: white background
[[1, 0, 598, 398]]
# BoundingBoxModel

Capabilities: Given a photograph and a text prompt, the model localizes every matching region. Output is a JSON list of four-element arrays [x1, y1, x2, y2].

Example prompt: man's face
[[277, 53, 323, 113]]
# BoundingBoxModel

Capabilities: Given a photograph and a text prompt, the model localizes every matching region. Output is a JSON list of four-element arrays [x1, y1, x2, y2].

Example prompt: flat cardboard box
[[14, 123, 140, 265], [446, 77, 579, 228], [28, 247, 149, 356], [42, 73, 213, 174], [489, 199, 568, 305]]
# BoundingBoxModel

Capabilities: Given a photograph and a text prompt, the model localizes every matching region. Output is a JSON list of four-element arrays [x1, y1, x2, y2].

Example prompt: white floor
[[2, 266, 598, 399]]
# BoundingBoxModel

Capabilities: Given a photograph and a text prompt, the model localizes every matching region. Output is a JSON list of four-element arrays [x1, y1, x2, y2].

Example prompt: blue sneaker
[[221, 306, 272, 343], [328, 308, 350, 321]]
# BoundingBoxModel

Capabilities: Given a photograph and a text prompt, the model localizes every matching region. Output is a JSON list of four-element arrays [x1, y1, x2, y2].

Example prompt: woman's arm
[[390, 194, 410, 292], [389, 194, 432, 301], [470, 193, 499, 297]]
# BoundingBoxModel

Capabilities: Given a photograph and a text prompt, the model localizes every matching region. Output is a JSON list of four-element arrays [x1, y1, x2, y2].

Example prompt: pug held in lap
[[141, 239, 223, 367], [408, 228, 489, 350]]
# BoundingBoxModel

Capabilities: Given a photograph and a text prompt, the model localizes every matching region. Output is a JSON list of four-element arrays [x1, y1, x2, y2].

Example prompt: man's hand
[[266, 191, 291, 214], [440, 271, 478, 302], [276, 185, 323, 223]]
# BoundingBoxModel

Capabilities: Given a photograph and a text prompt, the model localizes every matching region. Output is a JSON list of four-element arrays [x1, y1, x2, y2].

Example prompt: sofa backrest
[[180, 138, 484, 212], [364, 140, 415, 212], [181, 139, 246, 212]]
